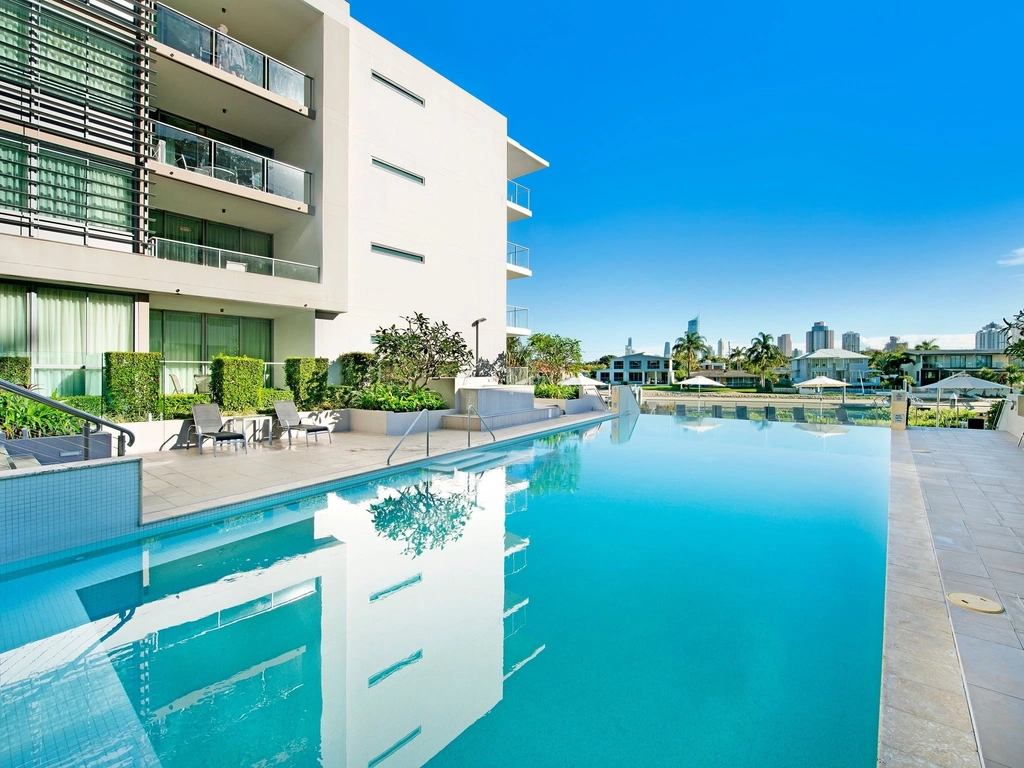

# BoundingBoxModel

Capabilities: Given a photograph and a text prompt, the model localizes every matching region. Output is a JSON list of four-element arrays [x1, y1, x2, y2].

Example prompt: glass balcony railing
[[155, 4, 311, 108], [153, 121, 310, 204], [150, 237, 319, 283], [507, 179, 531, 210], [507, 305, 529, 329], [507, 242, 530, 269]]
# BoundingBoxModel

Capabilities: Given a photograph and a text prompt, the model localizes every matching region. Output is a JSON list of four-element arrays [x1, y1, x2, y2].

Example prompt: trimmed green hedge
[[0, 356, 31, 387], [354, 383, 447, 413], [534, 382, 579, 400], [338, 352, 375, 388], [59, 395, 104, 415], [160, 393, 211, 419], [211, 355, 264, 413], [285, 357, 329, 408], [257, 388, 293, 414], [323, 384, 356, 409], [104, 351, 161, 420]]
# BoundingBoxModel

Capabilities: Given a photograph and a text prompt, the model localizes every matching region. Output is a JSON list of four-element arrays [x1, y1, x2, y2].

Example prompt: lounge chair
[[190, 404, 247, 455], [836, 407, 854, 425], [711, 404, 723, 418], [793, 406, 807, 423], [675, 404, 687, 417], [735, 405, 749, 420], [194, 374, 211, 395], [169, 373, 184, 395], [274, 400, 331, 446], [765, 405, 778, 422]]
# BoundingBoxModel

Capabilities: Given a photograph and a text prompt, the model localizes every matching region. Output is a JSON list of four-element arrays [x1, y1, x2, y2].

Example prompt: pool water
[[0, 414, 890, 768]]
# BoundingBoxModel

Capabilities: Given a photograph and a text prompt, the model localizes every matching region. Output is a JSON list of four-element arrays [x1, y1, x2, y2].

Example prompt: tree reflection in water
[[369, 479, 478, 557], [528, 431, 583, 495]]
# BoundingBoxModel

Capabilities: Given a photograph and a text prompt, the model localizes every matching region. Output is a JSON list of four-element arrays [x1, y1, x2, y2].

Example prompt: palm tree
[[672, 331, 711, 376], [728, 346, 748, 371], [914, 339, 939, 350], [746, 332, 787, 389]]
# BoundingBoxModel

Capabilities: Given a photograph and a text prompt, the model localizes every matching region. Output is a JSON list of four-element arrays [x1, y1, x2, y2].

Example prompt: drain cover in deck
[[946, 593, 1004, 614]]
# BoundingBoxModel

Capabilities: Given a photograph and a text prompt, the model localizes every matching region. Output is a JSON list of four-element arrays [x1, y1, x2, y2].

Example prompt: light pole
[[471, 318, 486, 376]]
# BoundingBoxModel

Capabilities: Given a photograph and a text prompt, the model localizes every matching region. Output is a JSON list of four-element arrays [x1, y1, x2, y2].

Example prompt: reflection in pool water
[[0, 415, 889, 767]]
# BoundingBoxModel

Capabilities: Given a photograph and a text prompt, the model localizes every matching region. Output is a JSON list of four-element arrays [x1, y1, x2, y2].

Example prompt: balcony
[[507, 305, 530, 336], [507, 180, 531, 222], [506, 242, 531, 279], [154, 4, 311, 112], [151, 121, 310, 212], [150, 237, 319, 283]]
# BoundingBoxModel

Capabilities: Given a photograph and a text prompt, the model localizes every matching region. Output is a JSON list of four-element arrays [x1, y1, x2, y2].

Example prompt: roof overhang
[[507, 137, 549, 179]]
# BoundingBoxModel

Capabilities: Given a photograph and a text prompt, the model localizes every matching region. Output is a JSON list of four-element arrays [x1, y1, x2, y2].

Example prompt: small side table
[[232, 415, 274, 446]]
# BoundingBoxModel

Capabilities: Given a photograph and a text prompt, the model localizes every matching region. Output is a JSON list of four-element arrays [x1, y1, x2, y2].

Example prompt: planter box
[[1, 432, 111, 465], [348, 408, 457, 436], [534, 397, 604, 415]]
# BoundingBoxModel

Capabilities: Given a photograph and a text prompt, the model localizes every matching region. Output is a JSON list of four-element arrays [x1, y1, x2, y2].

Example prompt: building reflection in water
[[0, 434, 598, 766]]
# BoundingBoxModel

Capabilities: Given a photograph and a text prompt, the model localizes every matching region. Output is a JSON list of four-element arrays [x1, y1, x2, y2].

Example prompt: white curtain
[[0, 282, 27, 357], [86, 292, 133, 394], [35, 288, 87, 396]]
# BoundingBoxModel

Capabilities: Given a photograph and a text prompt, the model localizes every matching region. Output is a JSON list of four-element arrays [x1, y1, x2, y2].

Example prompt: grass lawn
[[641, 385, 760, 393]]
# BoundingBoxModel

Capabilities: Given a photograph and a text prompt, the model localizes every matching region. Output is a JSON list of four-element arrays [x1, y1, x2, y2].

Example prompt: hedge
[[285, 357, 329, 408], [323, 384, 356, 409], [104, 351, 162, 420], [354, 383, 448, 413], [534, 382, 579, 400], [159, 393, 211, 419], [338, 352, 375, 388], [257, 388, 293, 414], [211, 355, 264, 413], [0, 356, 31, 387], [59, 395, 104, 415]]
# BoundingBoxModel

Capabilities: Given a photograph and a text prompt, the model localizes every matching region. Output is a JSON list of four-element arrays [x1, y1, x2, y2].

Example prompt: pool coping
[[879, 430, 981, 767]]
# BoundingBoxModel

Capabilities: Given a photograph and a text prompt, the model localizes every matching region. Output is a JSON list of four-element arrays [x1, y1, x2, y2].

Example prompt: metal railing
[[507, 179, 531, 210], [386, 409, 430, 465], [0, 377, 135, 457], [467, 404, 496, 447], [507, 242, 530, 270], [155, 4, 311, 108], [150, 237, 319, 282], [507, 305, 529, 329], [153, 121, 311, 204]]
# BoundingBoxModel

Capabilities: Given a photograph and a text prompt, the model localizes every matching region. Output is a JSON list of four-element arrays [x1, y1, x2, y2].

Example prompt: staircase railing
[[0, 378, 136, 458], [467, 404, 496, 447], [386, 409, 430, 466]]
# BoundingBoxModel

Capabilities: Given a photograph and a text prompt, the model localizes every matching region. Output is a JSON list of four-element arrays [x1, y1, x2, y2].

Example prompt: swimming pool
[[0, 414, 890, 767]]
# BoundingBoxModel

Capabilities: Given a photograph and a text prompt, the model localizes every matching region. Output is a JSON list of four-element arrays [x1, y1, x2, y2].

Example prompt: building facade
[[975, 322, 1007, 351], [687, 316, 699, 337], [805, 321, 834, 354], [0, 0, 546, 395], [791, 348, 873, 385], [903, 349, 1014, 386], [596, 353, 673, 385], [776, 334, 792, 357], [841, 331, 860, 353]]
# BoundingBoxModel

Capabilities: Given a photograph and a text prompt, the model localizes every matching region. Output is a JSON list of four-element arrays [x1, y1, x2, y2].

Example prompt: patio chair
[[169, 373, 185, 395], [765, 405, 778, 422], [712, 404, 723, 418], [836, 406, 854, 425], [735, 405, 749, 420], [274, 400, 331, 446], [190, 404, 247, 455], [793, 406, 807, 423], [194, 374, 211, 394], [675, 404, 687, 417]]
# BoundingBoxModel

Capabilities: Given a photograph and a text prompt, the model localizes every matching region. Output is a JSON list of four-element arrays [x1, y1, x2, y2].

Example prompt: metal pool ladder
[[467, 404, 496, 447], [386, 408, 430, 465]]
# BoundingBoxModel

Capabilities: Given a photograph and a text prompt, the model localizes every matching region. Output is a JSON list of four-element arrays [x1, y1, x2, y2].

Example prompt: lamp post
[[471, 317, 486, 376]]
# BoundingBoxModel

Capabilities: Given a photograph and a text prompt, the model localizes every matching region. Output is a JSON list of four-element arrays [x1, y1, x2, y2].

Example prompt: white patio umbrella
[[677, 375, 724, 412], [677, 418, 721, 434], [919, 373, 1010, 428], [796, 422, 850, 452], [559, 374, 604, 387], [795, 376, 849, 419]]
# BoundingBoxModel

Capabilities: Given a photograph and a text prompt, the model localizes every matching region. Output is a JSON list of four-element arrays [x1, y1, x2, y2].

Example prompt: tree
[[914, 339, 939, 350], [505, 336, 529, 368], [728, 346, 748, 371], [869, 349, 913, 389], [672, 331, 711, 376], [1004, 309, 1024, 361], [584, 354, 614, 376], [1005, 364, 1024, 388], [527, 333, 584, 382], [373, 313, 474, 390], [746, 332, 788, 389]]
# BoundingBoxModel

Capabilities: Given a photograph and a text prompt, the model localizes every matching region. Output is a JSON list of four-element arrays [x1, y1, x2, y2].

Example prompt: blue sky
[[354, 0, 1024, 358]]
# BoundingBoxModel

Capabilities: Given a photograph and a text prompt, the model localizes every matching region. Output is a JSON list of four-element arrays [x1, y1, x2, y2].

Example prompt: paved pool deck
[[882, 428, 1024, 768], [139, 410, 613, 524]]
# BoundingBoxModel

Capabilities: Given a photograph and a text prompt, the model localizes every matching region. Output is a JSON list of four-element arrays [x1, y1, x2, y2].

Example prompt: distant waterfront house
[[791, 348, 874, 385], [596, 353, 673, 385], [903, 349, 1014, 386], [694, 368, 760, 388]]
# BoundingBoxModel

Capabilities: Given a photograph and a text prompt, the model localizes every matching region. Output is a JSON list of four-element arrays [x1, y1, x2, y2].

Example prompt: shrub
[[0, 391, 82, 438], [0, 356, 31, 387], [59, 395, 104, 416], [338, 351, 375, 388], [103, 351, 161, 421], [354, 383, 448, 413], [159, 393, 211, 419], [211, 355, 264, 413], [285, 357, 329, 409], [373, 313, 473, 390], [323, 384, 356, 409], [534, 382, 579, 400], [257, 388, 293, 414]]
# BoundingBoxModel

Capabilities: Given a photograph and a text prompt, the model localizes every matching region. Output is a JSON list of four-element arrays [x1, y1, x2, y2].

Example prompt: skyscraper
[[688, 316, 700, 337], [976, 322, 1007, 351], [805, 322, 834, 353], [777, 334, 792, 357], [842, 332, 861, 353], [884, 336, 902, 352]]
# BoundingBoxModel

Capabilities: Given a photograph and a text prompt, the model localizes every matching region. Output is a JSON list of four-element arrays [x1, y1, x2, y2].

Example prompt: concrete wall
[[997, 394, 1024, 437]]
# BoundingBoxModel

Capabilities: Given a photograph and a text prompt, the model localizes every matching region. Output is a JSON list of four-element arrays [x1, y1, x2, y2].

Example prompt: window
[[371, 243, 424, 264], [0, 282, 28, 356], [629, 360, 642, 369], [613, 360, 624, 369], [613, 372, 623, 382], [371, 71, 425, 106], [152, 110, 274, 158], [371, 157, 424, 185], [975, 355, 992, 368], [149, 209, 273, 258], [647, 360, 660, 369], [948, 355, 966, 368], [599, 372, 609, 381], [629, 372, 642, 382]]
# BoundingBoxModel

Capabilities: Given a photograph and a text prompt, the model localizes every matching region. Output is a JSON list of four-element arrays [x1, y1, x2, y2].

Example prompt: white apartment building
[[0, 0, 546, 395]]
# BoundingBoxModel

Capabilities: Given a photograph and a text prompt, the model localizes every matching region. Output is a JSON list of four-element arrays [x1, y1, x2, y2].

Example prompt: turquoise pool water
[[0, 414, 890, 767]]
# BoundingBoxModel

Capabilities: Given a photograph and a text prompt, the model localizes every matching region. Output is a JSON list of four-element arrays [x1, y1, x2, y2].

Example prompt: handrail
[[386, 409, 430, 465], [467, 404, 496, 447], [0, 377, 136, 456]]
